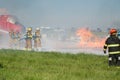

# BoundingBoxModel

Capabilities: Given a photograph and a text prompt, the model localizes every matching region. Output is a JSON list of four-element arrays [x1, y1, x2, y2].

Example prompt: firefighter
[[25, 27, 33, 51], [15, 30, 21, 49], [9, 30, 17, 49], [33, 28, 41, 51], [103, 28, 120, 66], [9, 30, 21, 49], [9, 29, 14, 48]]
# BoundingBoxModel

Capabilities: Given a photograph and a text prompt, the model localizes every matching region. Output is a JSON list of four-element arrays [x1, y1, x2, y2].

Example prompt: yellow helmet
[[27, 27, 32, 31]]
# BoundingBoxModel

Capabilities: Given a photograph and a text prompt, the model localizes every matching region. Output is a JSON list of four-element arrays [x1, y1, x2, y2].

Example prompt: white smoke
[[40, 27, 105, 55], [0, 30, 9, 49], [0, 8, 105, 55], [0, 26, 104, 55]]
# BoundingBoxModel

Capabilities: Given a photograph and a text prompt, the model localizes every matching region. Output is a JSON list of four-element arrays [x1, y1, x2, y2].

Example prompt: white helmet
[[36, 27, 40, 31]]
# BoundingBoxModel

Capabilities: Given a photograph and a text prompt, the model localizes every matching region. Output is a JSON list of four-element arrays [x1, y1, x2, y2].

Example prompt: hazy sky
[[0, 0, 120, 28]]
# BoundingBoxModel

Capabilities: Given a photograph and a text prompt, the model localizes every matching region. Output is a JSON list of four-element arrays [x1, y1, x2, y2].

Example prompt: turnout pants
[[34, 38, 41, 48], [109, 54, 120, 66], [25, 38, 32, 50]]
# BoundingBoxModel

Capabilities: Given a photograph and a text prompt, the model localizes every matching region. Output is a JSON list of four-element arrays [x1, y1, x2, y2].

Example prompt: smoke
[[0, 31, 9, 49], [0, 8, 9, 49], [40, 27, 106, 55], [0, 20, 106, 55], [0, 8, 106, 55], [0, 8, 24, 49], [0, 7, 106, 55]]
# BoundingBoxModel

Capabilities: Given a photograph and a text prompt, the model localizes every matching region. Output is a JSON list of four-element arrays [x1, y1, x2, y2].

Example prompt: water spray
[[0, 29, 9, 34]]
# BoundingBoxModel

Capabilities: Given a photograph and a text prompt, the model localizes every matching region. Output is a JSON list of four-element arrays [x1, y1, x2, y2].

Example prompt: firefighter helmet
[[27, 27, 32, 31], [36, 27, 40, 31], [110, 28, 117, 34]]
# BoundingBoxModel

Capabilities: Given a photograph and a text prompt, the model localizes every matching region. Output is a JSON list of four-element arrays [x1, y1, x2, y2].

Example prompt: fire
[[76, 28, 105, 48]]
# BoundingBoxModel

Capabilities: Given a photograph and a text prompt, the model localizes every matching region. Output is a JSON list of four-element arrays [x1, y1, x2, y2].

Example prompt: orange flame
[[76, 28, 105, 48]]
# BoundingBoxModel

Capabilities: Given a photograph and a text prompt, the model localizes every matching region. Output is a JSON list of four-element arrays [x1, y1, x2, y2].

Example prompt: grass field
[[0, 49, 120, 80]]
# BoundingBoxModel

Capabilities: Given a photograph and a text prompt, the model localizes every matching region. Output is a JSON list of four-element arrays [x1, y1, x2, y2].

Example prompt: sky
[[0, 0, 120, 29]]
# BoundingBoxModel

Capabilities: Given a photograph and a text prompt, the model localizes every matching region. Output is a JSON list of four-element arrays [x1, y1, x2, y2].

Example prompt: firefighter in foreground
[[33, 28, 41, 51], [103, 29, 120, 66], [25, 27, 32, 50]]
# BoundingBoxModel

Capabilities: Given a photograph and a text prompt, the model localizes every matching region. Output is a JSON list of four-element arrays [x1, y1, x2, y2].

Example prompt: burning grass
[[76, 28, 106, 48], [0, 49, 120, 80]]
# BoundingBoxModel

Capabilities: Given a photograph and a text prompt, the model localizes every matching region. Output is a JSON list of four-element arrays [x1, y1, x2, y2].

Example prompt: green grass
[[0, 49, 120, 80]]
